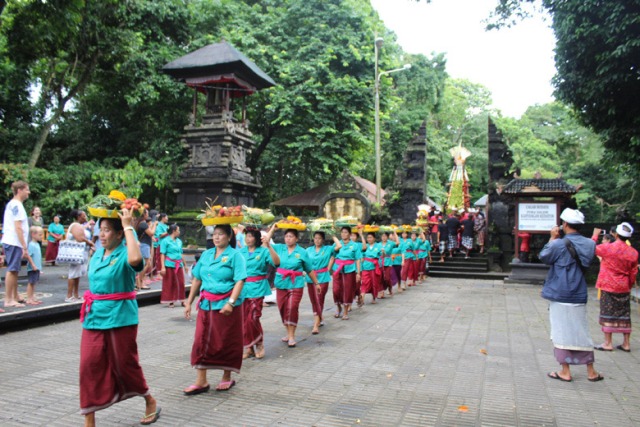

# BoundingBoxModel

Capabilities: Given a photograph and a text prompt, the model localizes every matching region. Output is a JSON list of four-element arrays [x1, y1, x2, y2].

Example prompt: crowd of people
[[2, 181, 639, 426]]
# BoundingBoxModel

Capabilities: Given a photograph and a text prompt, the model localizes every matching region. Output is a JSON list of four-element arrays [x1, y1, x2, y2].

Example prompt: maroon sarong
[[151, 246, 161, 275], [392, 265, 402, 286], [276, 288, 304, 326], [80, 326, 149, 415], [44, 240, 59, 263], [333, 271, 355, 305], [191, 307, 243, 372], [160, 265, 185, 304], [316, 283, 329, 318], [361, 270, 381, 298], [418, 258, 427, 275], [401, 259, 417, 281], [243, 297, 264, 348], [307, 283, 322, 317]]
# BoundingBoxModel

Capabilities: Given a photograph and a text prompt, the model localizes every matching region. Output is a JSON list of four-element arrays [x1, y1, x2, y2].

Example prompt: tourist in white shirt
[[1, 180, 31, 309]]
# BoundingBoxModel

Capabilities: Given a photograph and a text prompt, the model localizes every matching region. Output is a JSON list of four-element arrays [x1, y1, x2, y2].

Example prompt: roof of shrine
[[503, 178, 577, 195], [163, 41, 276, 90]]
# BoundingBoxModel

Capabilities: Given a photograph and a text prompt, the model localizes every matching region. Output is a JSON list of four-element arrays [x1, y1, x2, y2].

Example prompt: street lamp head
[[375, 37, 384, 47]]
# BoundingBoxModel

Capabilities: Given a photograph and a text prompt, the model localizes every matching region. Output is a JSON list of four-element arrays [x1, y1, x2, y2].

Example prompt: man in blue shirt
[[539, 208, 602, 383]]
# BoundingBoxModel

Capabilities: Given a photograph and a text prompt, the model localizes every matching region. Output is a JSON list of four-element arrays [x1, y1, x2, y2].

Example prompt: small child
[[26, 226, 44, 305]]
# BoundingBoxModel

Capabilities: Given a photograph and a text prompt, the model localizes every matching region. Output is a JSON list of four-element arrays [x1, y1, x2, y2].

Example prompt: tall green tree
[[487, 0, 640, 164]]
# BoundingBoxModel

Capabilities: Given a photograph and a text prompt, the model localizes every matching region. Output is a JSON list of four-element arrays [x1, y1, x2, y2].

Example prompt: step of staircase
[[426, 252, 494, 279]]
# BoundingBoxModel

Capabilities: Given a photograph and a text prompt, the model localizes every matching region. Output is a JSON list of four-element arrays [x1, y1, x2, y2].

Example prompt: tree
[[487, 0, 640, 164], [212, 0, 390, 203]]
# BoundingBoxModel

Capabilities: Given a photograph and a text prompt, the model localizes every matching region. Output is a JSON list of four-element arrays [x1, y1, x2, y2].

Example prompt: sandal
[[255, 344, 265, 359], [216, 380, 236, 391], [140, 406, 161, 425], [183, 384, 210, 395]]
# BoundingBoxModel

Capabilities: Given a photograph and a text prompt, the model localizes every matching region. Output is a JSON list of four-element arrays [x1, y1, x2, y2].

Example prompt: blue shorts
[[28, 270, 40, 284], [140, 243, 151, 259], [3, 244, 23, 272]]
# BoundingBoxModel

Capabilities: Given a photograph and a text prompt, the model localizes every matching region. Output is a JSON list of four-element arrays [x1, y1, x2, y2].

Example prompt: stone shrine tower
[[163, 41, 275, 209], [388, 121, 427, 224]]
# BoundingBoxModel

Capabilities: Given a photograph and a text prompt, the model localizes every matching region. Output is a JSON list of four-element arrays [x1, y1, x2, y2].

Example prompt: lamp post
[[374, 37, 411, 203]]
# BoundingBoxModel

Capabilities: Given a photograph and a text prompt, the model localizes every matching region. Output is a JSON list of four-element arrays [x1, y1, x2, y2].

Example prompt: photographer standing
[[539, 208, 602, 382]]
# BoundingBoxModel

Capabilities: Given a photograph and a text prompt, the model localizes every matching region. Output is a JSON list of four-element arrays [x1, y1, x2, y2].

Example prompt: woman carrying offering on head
[[332, 227, 362, 319], [417, 231, 432, 283], [306, 231, 340, 333], [361, 232, 383, 305], [183, 224, 246, 394], [379, 231, 399, 298], [159, 224, 187, 308], [272, 228, 320, 347], [44, 215, 64, 265], [399, 230, 416, 290], [239, 226, 279, 359], [79, 209, 160, 426]]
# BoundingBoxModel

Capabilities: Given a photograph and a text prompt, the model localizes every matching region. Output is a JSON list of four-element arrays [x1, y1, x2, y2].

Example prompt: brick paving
[[1, 277, 639, 426]]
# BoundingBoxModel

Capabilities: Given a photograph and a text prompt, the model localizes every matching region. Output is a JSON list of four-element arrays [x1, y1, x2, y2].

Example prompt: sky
[[370, 0, 557, 118]]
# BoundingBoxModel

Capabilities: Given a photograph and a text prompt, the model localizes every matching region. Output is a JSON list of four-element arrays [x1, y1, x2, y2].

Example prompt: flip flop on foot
[[311, 328, 319, 335], [281, 336, 289, 342], [588, 374, 605, 382], [547, 371, 572, 382], [216, 380, 236, 391], [26, 300, 43, 305], [342, 315, 349, 320], [594, 344, 613, 351], [183, 384, 210, 396], [4, 302, 25, 308], [616, 344, 630, 352], [140, 407, 161, 425], [255, 344, 265, 359], [288, 340, 297, 348]]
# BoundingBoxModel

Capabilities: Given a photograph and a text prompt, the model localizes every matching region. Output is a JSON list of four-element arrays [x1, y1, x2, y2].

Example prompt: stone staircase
[[427, 252, 508, 280]]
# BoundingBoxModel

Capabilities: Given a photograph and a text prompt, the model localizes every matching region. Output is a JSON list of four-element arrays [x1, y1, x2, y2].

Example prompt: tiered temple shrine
[[163, 41, 275, 209]]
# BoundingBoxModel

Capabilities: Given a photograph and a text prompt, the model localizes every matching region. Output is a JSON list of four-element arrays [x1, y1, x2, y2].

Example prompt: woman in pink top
[[592, 223, 638, 352]]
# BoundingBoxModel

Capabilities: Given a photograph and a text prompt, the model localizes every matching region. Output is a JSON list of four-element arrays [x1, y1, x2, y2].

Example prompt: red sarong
[[361, 270, 381, 298], [80, 326, 149, 415], [333, 271, 355, 305], [152, 246, 161, 275], [316, 282, 329, 317], [307, 283, 322, 317], [191, 306, 243, 372], [276, 288, 304, 326], [44, 240, 59, 263], [401, 259, 417, 281], [160, 265, 185, 304], [243, 297, 264, 347]]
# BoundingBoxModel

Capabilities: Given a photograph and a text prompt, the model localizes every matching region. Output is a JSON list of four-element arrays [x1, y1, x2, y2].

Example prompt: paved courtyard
[[1, 277, 639, 426]]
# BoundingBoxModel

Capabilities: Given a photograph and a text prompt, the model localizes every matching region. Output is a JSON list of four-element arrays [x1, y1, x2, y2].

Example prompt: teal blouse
[[194, 245, 247, 311], [153, 222, 168, 248], [47, 222, 64, 243], [418, 239, 432, 259], [82, 241, 143, 330], [273, 243, 313, 290], [305, 245, 334, 284], [239, 246, 273, 299], [362, 242, 383, 271], [332, 240, 362, 274], [380, 241, 396, 267], [160, 236, 183, 268]]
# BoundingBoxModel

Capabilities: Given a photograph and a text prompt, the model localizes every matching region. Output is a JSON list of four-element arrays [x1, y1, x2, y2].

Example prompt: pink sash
[[277, 268, 304, 285], [364, 257, 381, 275], [166, 256, 183, 271], [333, 259, 355, 273], [198, 289, 233, 306], [80, 290, 137, 322], [314, 267, 329, 275], [245, 275, 268, 283]]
